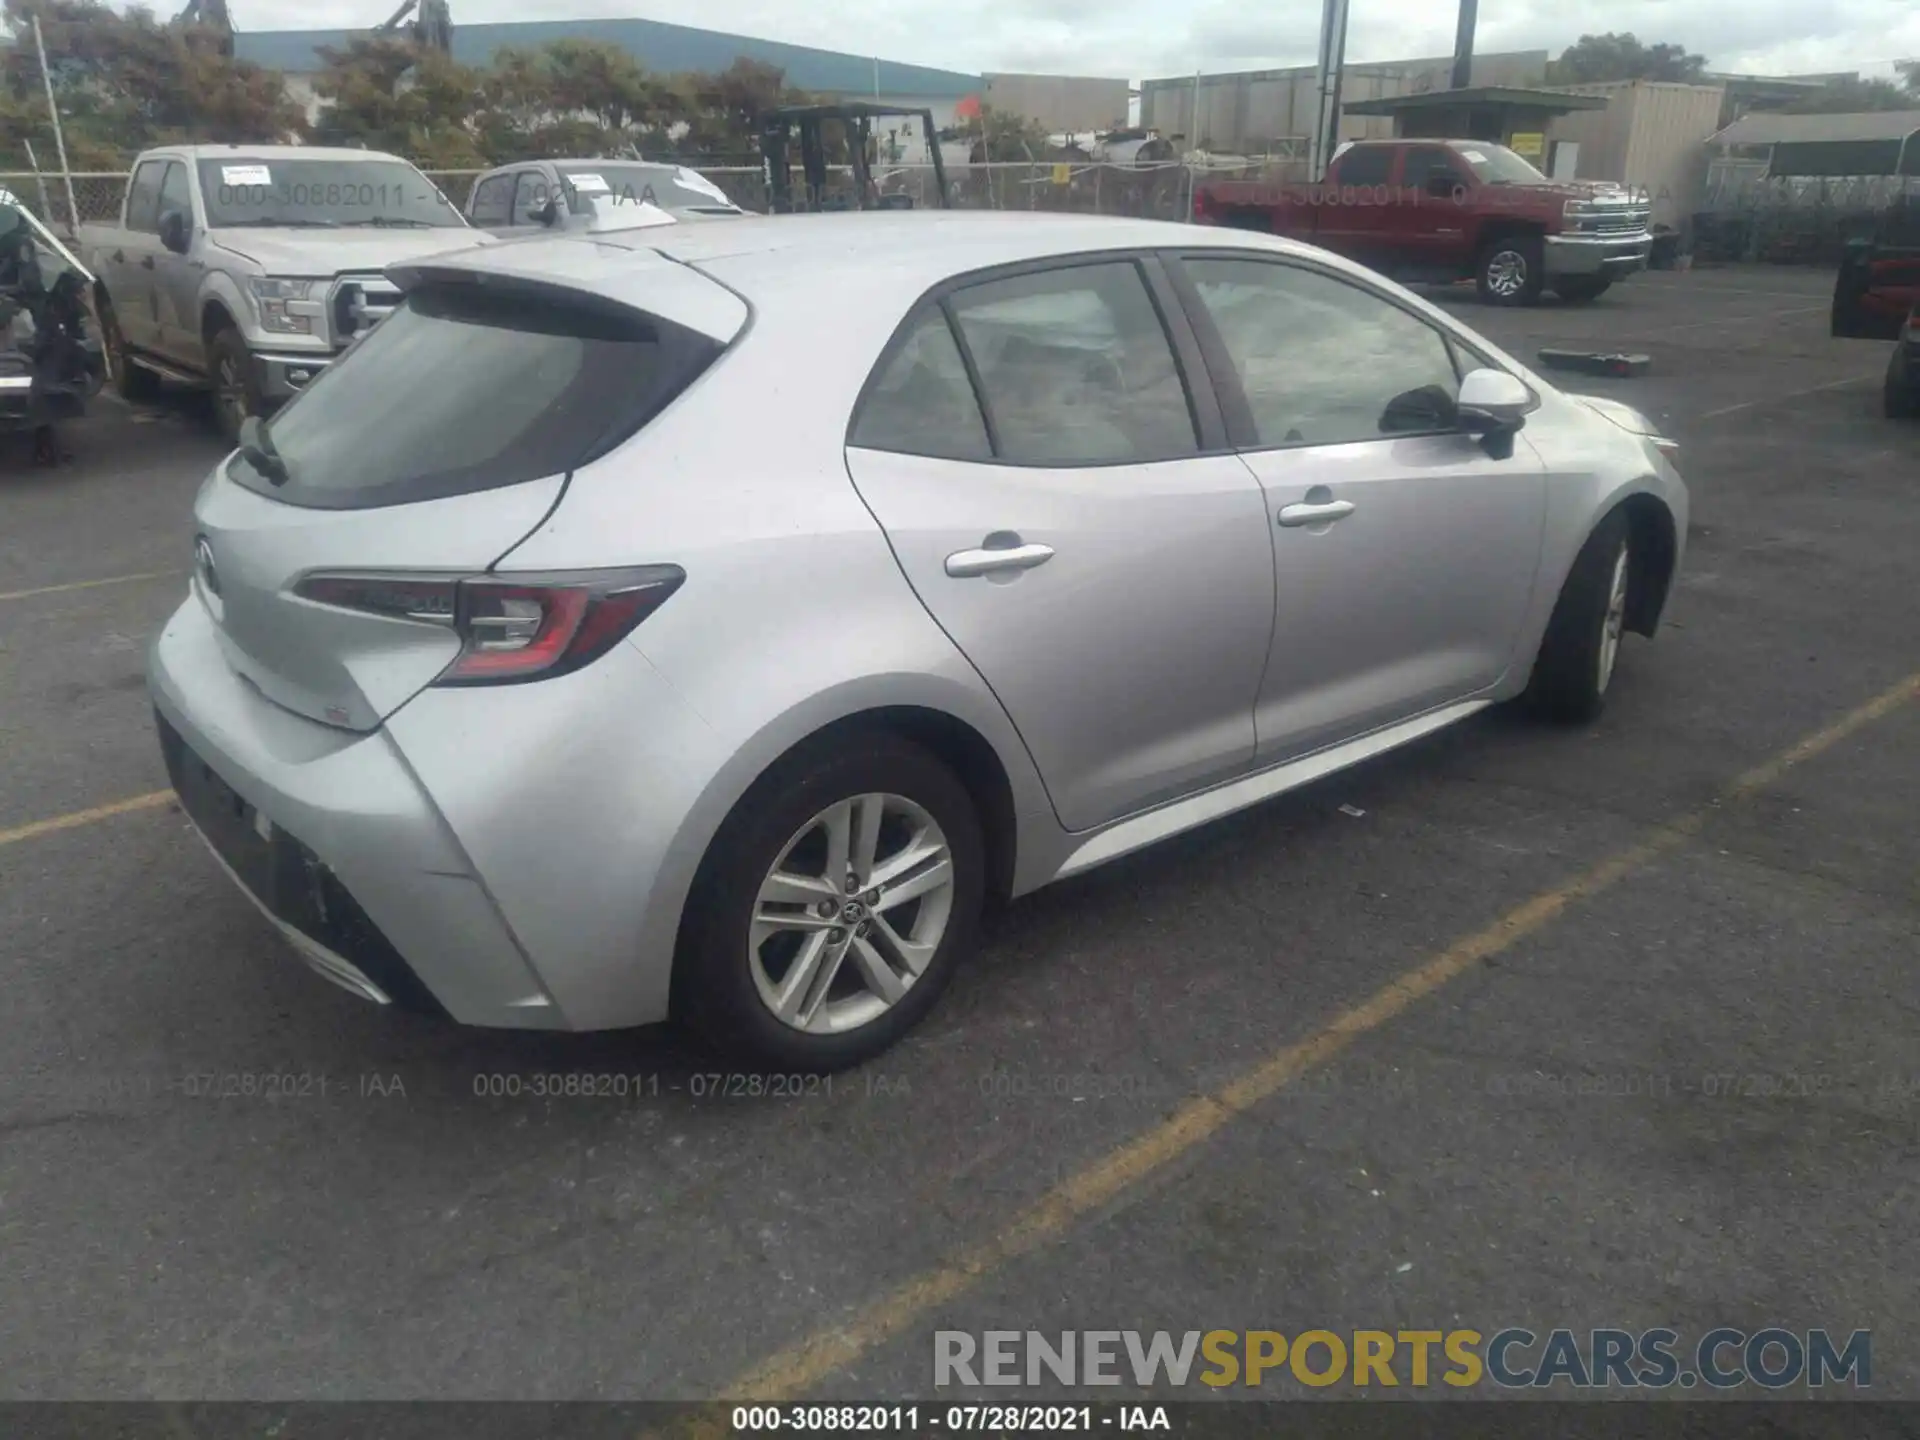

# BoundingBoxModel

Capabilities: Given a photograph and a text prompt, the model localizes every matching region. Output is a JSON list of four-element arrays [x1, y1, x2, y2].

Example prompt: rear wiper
[[218, 218, 343, 228], [237, 415, 288, 485]]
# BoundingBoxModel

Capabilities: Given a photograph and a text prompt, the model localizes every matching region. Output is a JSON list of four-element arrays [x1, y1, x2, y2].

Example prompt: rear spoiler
[[387, 237, 748, 345]]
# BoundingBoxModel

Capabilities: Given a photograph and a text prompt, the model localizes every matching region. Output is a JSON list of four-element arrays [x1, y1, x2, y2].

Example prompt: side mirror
[[159, 210, 191, 254], [1456, 368, 1531, 432], [534, 197, 560, 227]]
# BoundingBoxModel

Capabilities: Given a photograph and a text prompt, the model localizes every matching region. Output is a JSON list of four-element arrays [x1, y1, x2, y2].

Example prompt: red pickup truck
[[1192, 138, 1655, 306]]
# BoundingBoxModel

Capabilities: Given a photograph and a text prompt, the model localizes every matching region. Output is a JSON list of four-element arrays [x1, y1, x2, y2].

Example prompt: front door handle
[[945, 541, 1055, 578], [1278, 500, 1356, 527], [140, 255, 155, 269], [111, 249, 125, 264]]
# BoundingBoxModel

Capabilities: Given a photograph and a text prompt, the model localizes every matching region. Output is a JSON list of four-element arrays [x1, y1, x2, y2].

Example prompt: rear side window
[[949, 262, 1197, 465], [233, 282, 723, 509], [1333, 147, 1392, 186], [849, 308, 991, 461]]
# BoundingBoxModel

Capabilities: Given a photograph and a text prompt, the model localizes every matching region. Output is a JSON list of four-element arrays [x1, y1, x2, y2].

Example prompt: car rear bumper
[[1545, 233, 1652, 278], [147, 592, 569, 1029]]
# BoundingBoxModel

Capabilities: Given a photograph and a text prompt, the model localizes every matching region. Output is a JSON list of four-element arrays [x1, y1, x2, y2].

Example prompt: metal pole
[[22, 139, 54, 227], [1450, 0, 1478, 90], [1309, 0, 1350, 177], [1190, 69, 1201, 150], [31, 17, 80, 234]]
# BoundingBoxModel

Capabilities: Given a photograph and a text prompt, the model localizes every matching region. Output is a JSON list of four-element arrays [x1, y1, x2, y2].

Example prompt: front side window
[[849, 307, 991, 461], [1183, 258, 1463, 447], [196, 158, 466, 229], [948, 261, 1197, 465], [1403, 146, 1466, 194], [125, 161, 166, 233], [157, 162, 192, 224], [510, 171, 549, 224], [468, 173, 512, 226]]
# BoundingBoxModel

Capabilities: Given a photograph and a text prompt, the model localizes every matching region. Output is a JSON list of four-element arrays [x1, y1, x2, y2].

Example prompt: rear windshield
[[197, 157, 467, 229], [230, 282, 724, 509]]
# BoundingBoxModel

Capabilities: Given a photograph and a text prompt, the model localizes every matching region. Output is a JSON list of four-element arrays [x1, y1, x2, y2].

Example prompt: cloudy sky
[[241, 0, 1917, 85]]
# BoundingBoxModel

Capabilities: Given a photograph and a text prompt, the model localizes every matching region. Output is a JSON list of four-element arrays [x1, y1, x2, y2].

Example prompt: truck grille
[[1584, 208, 1651, 236], [330, 275, 401, 347]]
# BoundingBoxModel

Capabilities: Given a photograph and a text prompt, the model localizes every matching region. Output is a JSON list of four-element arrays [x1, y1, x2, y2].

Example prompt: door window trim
[[845, 249, 1232, 468], [157, 161, 194, 230], [1161, 248, 1538, 453]]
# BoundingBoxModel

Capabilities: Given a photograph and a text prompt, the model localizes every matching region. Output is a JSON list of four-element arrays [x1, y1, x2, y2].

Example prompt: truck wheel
[[98, 297, 160, 403], [1477, 236, 1544, 306], [207, 326, 262, 446], [1886, 346, 1918, 420], [1553, 277, 1612, 304]]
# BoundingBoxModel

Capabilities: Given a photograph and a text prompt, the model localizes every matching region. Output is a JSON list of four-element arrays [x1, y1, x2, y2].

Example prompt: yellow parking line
[[0, 790, 173, 850], [0, 570, 181, 604], [693, 669, 1920, 1414]]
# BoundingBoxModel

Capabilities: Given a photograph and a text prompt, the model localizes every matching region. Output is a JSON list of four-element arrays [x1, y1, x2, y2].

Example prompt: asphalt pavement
[[0, 265, 1915, 1405]]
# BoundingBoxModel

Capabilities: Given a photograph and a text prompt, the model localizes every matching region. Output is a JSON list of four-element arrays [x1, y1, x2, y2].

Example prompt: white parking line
[[0, 569, 181, 604], [1697, 373, 1879, 421]]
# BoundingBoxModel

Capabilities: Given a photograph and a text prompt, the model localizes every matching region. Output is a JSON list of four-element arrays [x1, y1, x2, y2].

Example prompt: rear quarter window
[[232, 281, 724, 510]]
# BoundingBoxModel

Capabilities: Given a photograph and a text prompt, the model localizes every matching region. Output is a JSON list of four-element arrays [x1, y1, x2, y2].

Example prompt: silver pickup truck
[[79, 143, 494, 442]]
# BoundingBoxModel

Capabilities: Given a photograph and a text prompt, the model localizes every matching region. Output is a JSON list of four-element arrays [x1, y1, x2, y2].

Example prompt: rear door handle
[[111, 249, 125, 264], [1278, 500, 1356, 527], [140, 256, 155, 269], [945, 542, 1055, 578]]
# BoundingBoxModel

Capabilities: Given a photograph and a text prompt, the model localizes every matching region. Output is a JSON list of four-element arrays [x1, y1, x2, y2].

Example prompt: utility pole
[[1309, 0, 1350, 177], [31, 17, 80, 235], [1450, 0, 1479, 89]]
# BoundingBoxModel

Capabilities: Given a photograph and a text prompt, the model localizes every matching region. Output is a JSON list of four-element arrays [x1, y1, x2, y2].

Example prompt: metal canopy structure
[[1711, 109, 1920, 178]]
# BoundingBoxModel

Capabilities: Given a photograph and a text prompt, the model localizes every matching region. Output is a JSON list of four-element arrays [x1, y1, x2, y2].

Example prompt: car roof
[[158, 144, 419, 163], [644, 209, 1320, 291]]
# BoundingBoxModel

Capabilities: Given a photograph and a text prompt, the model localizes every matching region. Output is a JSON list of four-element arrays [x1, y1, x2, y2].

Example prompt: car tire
[[207, 325, 262, 447], [678, 731, 986, 1072], [1553, 277, 1612, 304], [1525, 509, 1633, 724], [1477, 235, 1545, 306], [1886, 346, 1918, 420], [98, 297, 160, 403]]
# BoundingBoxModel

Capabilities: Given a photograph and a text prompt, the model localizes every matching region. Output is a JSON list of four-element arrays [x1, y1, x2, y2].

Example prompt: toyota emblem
[[195, 536, 220, 598]]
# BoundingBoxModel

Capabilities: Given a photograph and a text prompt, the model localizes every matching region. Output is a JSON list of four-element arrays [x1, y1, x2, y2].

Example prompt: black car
[[1832, 205, 1920, 420]]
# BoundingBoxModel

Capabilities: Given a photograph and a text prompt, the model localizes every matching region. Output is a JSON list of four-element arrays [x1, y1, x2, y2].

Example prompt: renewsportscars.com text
[[933, 1328, 1871, 1390]]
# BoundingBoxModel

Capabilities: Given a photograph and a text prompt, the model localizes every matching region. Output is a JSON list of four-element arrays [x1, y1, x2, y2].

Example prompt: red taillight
[[294, 566, 684, 685]]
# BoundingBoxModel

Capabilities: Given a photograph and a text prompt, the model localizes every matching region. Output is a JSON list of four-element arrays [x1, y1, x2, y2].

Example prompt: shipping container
[[1545, 81, 1727, 230]]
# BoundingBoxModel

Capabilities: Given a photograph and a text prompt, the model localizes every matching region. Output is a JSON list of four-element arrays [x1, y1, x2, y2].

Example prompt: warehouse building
[[235, 17, 986, 134]]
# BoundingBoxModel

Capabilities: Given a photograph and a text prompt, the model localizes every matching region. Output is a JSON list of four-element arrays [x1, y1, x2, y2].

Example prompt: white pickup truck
[[79, 143, 494, 442]]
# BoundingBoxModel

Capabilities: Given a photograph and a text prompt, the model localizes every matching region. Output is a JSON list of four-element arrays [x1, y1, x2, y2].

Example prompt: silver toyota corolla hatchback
[[150, 212, 1688, 1069]]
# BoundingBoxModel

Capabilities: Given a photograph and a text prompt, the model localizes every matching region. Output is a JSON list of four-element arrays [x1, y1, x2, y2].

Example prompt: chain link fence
[[1, 161, 1280, 234]]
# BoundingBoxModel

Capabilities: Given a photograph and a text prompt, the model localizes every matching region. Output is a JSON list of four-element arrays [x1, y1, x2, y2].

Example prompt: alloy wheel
[[1487, 250, 1528, 298], [1597, 543, 1630, 693], [748, 792, 955, 1034]]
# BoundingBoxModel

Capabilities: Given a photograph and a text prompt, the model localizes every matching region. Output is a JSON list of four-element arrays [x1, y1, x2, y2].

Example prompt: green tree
[[475, 38, 674, 161], [1780, 75, 1917, 114], [949, 104, 1050, 162], [309, 35, 485, 167], [0, 0, 303, 167], [1548, 33, 1710, 84]]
